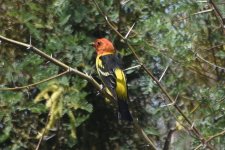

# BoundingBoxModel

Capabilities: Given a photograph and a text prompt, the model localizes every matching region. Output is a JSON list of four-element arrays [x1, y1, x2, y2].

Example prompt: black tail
[[118, 100, 133, 122]]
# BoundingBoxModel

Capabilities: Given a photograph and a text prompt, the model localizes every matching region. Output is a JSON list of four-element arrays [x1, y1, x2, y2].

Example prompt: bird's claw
[[97, 84, 104, 95], [100, 84, 104, 90]]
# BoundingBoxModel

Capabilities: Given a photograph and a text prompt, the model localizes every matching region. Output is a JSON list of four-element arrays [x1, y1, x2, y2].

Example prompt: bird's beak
[[89, 42, 95, 47]]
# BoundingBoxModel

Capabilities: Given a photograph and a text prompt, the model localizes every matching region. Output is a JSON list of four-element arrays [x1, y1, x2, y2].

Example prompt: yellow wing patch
[[96, 55, 103, 68], [96, 56, 111, 76], [115, 68, 127, 100]]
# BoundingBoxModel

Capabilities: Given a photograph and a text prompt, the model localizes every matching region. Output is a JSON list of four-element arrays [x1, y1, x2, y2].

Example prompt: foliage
[[0, 0, 224, 149]]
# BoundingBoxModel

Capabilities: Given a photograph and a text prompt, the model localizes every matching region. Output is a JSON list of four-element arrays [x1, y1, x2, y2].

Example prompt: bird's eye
[[97, 41, 101, 46]]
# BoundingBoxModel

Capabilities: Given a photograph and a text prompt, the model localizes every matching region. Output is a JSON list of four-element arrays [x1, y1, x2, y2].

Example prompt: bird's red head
[[93, 38, 115, 55]]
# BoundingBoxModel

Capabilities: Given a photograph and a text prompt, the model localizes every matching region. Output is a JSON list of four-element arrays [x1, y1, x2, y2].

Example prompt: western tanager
[[93, 38, 133, 121]]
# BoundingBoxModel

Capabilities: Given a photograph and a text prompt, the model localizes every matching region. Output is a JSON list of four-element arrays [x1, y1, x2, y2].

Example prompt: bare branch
[[209, 0, 225, 34], [159, 60, 172, 82], [125, 23, 135, 39], [163, 128, 176, 150], [160, 93, 179, 108], [197, 1, 207, 2], [202, 43, 224, 51], [194, 144, 203, 150], [120, 0, 131, 5], [194, 129, 225, 150], [193, 8, 214, 15], [194, 52, 225, 71], [207, 129, 225, 142], [0, 35, 114, 102], [209, 0, 225, 24], [124, 64, 141, 71], [35, 112, 51, 150], [0, 70, 70, 91], [133, 120, 157, 150]]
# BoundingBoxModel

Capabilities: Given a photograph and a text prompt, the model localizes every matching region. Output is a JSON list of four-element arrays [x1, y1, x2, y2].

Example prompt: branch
[[0, 35, 114, 102], [159, 60, 171, 82], [194, 129, 225, 150], [202, 43, 224, 51], [125, 22, 135, 39], [194, 52, 225, 71], [209, 0, 225, 24], [35, 112, 51, 150], [206, 129, 225, 142], [124, 64, 141, 71], [0, 70, 70, 91], [209, 0, 225, 34], [146, 41, 221, 81], [163, 128, 176, 150], [193, 8, 214, 15], [194, 144, 203, 150], [133, 121, 157, 150], [92, 1, 215, 149]]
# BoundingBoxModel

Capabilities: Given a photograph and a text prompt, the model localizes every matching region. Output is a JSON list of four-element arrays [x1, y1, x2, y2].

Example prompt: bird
[[93, 38, 133, 121]]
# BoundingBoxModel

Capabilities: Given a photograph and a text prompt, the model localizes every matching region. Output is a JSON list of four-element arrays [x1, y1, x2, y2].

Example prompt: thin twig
[[194, 144, 203, 150], [187, 66, 217, 81], [35, 112, 51, 150], [193, 8, 214, 15], [120, 0, 131, 5], [124, 64, 141, 71], [209, 0, 225, 24], [194, 130, 225, 150], [194, 52, 225, 71], [209, 0, 225, 34], [146, 40, 222, 81], [160, 93, 179, 108], [197, 1, 207, 2], [159, 60, 171, 82], [172, 5, 215, 23], [133, 120, 157, 150], [125, 23, 135, 39], [0, 70, 70, 91], [202, 43, 224, 51], [206, 129, 225, 142]]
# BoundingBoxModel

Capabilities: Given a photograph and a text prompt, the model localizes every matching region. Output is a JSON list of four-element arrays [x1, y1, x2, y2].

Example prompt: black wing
[[97, 54, 122, 99]]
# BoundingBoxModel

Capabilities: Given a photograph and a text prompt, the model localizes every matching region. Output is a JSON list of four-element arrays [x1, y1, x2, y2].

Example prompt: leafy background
[[0, 0, 224, 149]]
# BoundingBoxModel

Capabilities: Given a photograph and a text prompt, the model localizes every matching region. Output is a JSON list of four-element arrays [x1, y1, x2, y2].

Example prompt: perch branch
[[0, 35, 114, 102]]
